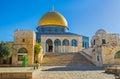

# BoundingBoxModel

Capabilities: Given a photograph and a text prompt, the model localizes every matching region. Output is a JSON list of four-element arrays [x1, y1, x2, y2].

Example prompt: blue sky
[[0, 0, 120, 41]]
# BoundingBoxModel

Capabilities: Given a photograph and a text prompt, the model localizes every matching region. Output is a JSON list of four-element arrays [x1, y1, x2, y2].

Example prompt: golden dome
[[38, 11, 68, 28]]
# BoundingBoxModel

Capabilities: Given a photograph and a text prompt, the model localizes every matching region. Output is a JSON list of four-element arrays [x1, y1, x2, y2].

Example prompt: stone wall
[[82, 46, 120, 66], [0, 72, 32, 78], [86, 29, 120, 66], [101, 46, 120, 65]]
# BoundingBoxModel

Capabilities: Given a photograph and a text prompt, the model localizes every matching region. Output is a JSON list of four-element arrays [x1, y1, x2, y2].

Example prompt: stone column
[[60, 39, 62, 53], [52, 39, 54, 53], [42, 41, 46, 53], [69, 39, 71, 53]]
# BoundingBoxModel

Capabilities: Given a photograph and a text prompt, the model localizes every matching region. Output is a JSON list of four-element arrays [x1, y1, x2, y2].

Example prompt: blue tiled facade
[[37, 26, 68, 33], [36, 26, 89, 48], [82, 36, 89, 48]]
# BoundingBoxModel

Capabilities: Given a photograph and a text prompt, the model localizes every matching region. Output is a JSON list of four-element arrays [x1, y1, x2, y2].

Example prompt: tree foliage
[[34, 42, 42, 54], [0, 42, 12, 59]]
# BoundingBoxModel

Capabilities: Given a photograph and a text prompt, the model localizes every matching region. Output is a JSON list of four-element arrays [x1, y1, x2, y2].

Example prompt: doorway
[[48, 45, 53, 52], [46, 39, 53, 52]]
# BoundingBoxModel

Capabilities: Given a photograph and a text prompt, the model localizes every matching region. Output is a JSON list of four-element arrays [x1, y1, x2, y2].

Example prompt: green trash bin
[[22, 55, 28, 67], [33, 65, 36, 70], [36, 63, 39, 69]]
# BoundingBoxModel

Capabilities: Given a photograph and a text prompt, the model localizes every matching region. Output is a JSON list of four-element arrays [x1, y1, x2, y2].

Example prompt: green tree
[[34, 42, 42, 54], [0, 42, 12, 59], [34, 42, 42, 63]]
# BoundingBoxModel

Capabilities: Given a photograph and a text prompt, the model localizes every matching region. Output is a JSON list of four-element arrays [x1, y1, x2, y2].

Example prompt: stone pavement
[[33, 66, 115, 79]]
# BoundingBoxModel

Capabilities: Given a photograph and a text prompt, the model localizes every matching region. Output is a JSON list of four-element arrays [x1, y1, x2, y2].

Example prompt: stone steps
[[41, 52, 95, 66]]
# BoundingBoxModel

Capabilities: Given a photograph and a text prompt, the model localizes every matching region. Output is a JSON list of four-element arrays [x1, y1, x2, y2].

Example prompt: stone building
[[83, 29, 120, 66], [91, 29, 120, 47], [0, 30, 36, 66], [12, 30, 36, 66], [1, 10, 120, 67], [36, 10, 89, 53], [0, 10, 89, 66]]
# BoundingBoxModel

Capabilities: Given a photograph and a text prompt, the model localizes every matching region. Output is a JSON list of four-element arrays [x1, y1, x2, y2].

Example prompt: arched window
[[115, 51, 120, 58], [54, 39, 61, 46], [62, 39, 69, 46], [71, 39, 78, 47]]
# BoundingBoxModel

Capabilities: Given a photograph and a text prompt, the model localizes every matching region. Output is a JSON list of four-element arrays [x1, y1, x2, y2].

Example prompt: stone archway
[[114, 50, 120, 64], [71, 39, 78, 47], [111, 46, 120, 64], [62, 39, 69, 46], [114, 51, 120, 58], [54, 39, 61, 52], [17, 48, 28, 64], [62, 39, 69, 52], [46, 39, 53, 52]]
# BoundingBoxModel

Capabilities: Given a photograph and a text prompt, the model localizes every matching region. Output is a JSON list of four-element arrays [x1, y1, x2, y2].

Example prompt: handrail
[[81, 51, 92, 59]]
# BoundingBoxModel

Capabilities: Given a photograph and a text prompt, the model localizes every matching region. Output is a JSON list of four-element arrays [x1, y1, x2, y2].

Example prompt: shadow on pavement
[[42, 66, 104, 71]]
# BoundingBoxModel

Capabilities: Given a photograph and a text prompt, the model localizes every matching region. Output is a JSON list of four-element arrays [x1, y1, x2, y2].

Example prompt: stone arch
[[71, 39, 78, 47], [54, 39, 61, 46], [114, 51, 120, 58], [62, 39, 69, 46], [54, 39, 61, 53], [18, 48, 28, 53], [110, 46, 120, 64], [17, 47, 28, 62], [46, 39, 53, 52], [111, 47, 120, 57]]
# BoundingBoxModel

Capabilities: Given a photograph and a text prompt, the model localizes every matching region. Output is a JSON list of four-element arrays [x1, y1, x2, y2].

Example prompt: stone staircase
[[41, 52, 95, 66]]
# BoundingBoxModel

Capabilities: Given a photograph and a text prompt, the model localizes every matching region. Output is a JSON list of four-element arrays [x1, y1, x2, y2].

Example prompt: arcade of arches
[[41, 36, 82, 53], [46, 39, 78, 52]]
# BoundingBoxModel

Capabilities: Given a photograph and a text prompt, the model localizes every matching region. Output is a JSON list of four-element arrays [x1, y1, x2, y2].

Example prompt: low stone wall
[[0, 72, 32, 78], [0, 67, 33, 79]]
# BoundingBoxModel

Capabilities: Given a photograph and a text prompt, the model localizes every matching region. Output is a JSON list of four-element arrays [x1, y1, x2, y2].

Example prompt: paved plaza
[[33, 66, 115, 79]]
